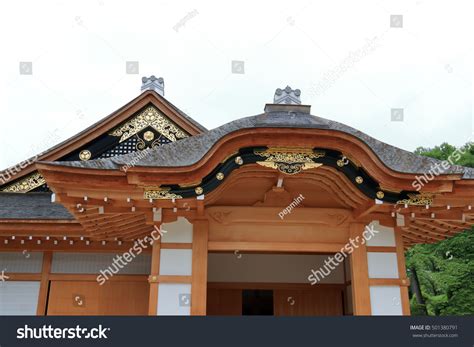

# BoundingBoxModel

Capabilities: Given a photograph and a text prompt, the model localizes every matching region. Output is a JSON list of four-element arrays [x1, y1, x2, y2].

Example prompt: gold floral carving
[[254, 147, 324, 175], [110, 106, 188, 143], [397, 193, 434, 206], [144, 188, 183, 200], [1, 172, 46, 193]]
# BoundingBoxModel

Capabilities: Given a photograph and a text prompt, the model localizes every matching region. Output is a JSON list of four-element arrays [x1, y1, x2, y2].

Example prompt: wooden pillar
[[349, 223, 371, 315], [148, 237, 161, 315], [36, 251, 52, 315], [191, 219, 209, 315], [395, 228, 411, 315]]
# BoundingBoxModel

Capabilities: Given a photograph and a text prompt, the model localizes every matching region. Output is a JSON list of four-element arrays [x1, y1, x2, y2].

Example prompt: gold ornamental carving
[[110, 106, 188, 143], [144, 188, 183, 200], [1, 172, 46, 193], [397, 193, 433, 206], [254, 147, 324, 175]]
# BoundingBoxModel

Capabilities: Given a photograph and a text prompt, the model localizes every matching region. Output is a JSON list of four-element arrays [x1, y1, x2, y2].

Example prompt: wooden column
[[148, 237, 161, 315], [36, 251, 52, 315], [191, 219, 209, 315], [395, 227, 411, 315], [349, 223, 371, 315]]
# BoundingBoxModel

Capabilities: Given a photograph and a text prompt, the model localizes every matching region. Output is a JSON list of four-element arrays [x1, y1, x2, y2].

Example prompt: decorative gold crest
[[195, 187, 204, 195], [235, 156, 243, 165], [144, 188, 182, 200], [254, 147, 324, 175], [216, 172, 224, 180], [1, 172, 46, 193], [397, 193, 433, 206], [143, 131, 155, 142], [355, 176, 364, 184], [79, 150, 91, 161], [376, 191, 385, 199], [110, 106, 188, 143]]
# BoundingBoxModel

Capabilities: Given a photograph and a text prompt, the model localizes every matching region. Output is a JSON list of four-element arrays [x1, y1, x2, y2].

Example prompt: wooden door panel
[[47, 280, 149, 315], [274, 288, 343, 316], [207, 288, 242, 316]]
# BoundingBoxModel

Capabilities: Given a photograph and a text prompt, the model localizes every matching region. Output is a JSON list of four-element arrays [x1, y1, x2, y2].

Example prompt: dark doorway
[[242, 290, 274, 315]]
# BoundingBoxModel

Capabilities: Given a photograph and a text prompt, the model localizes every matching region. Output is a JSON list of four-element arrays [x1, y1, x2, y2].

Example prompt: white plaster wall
[[51, 252, 151, 274], [370, 286, 403, 315], [367, 252, 399, 279], [208, 253, 344, 284], [366, 221, 396, 247], [0, 252, 43, 273], [161, 217, 193, 243], [157, 283, 191, 316], [159, 249, 193, 276], [0, 281, 40, 315]]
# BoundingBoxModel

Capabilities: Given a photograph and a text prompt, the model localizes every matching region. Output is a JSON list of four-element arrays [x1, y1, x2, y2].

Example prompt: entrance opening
[[242, 290, 274, 315], [207, 252, 353, 316]]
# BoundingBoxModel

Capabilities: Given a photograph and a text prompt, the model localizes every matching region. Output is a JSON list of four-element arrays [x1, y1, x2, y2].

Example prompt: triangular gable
[[0, 90, 206, 193]]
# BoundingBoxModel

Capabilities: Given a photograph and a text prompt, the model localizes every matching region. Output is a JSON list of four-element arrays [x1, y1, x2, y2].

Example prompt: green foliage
[[405, 224, 474, 315], [406, 142, 474, 315], [414, 141, 474, 168]]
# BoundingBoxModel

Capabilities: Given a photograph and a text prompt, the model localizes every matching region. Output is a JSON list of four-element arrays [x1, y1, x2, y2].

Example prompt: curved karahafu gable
[[44, 105, 474, 178], [33, 88, 474, 248]]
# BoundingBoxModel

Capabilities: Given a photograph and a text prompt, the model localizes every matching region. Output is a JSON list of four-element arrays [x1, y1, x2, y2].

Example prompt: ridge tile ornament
[[110, 106, 188, 143], [144, 188, 183, 200], [273, 86, 302, 105], [141, 75, 164, 96], [397, 193, 433, 206], [254, 147, 324, 175]]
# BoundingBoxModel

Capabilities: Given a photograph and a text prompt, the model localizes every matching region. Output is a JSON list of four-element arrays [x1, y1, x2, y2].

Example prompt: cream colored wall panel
[[157, 283, 191, 316], [370, 286, 403, 316], [367, 252, 399, 279], [161, 217, 193, 243], [159, 249, 193, 276], [366, 221, 396, 247]]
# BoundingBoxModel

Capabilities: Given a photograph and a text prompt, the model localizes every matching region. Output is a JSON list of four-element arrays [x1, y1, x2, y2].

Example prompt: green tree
[[406, 141, 474, 315], [414, 141, 474, 167]]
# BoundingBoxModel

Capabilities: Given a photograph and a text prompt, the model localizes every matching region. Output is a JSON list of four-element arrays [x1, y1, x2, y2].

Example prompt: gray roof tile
[[43, 111, 474, 179], [0, 193, 73, 220]]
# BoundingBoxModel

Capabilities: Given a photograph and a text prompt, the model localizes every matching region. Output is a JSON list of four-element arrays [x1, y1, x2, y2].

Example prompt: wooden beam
[[191, 219, 209, 316], [0, 237, 152, 253], [368, 278, 409, 286], [36, 252, 52, 315], [161, 243, 193, 249], [349, 223, 371, 315], [401, 227, 443, 242], [366, 246, 397, 253], [148, 237, 161, 316], [395, 228, 411, 316], [208, 241, 345, 253], [353, 202, 380, 220], [155, 275, 192, 283]]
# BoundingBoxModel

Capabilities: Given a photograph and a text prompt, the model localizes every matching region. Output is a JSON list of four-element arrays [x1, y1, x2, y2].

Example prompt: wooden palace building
[[1, 77, 474, 316]]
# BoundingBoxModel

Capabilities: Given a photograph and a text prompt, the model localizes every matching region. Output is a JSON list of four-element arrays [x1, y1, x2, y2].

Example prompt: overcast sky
[[0, 0, 472, 170]]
